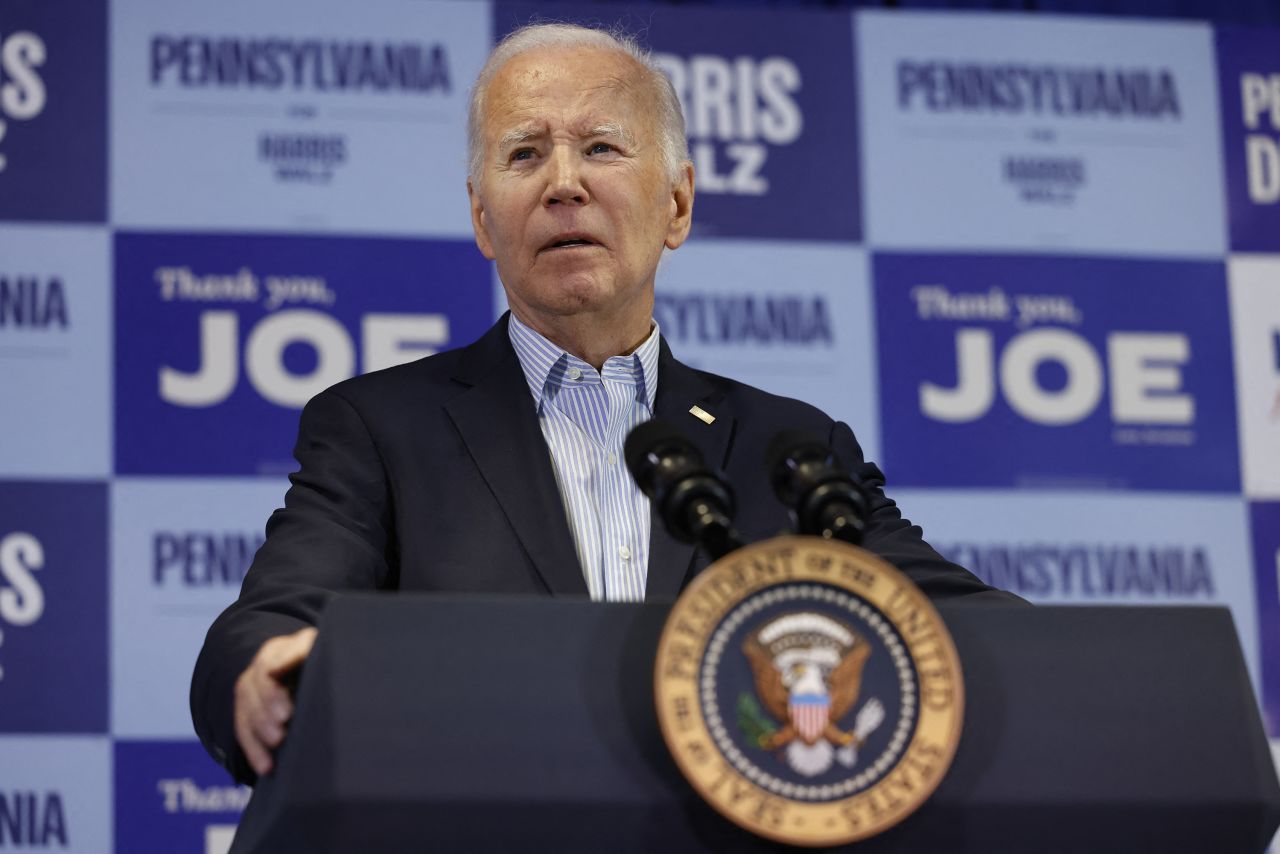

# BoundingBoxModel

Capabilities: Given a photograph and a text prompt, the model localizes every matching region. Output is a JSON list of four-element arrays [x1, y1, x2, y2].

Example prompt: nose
[[542, 146, 588, 207]]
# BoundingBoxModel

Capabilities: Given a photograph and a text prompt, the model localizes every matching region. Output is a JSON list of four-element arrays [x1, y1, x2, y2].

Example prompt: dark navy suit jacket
[[191, 314, 1015, 784]]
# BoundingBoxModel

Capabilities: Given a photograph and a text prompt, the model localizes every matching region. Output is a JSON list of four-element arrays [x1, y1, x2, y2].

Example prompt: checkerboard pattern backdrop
[[1, 1, 1277, 849]]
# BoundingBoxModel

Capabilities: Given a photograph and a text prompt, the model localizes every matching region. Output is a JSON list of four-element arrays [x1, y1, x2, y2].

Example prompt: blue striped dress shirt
[[508, 313, 659, 602]]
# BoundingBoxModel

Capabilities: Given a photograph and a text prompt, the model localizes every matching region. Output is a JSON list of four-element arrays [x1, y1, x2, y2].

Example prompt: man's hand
[[234, 627, 317, 777]]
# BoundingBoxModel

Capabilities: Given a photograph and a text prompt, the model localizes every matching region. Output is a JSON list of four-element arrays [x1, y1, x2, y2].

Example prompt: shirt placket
[[555, 367, 608, 600], [598, 365, 644, 602]]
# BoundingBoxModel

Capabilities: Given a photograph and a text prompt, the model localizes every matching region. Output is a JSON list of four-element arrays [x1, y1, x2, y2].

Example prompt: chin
[[540, 277, 618, 314]]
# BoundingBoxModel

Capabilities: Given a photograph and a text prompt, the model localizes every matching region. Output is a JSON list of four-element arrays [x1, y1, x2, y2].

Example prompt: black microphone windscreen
[[624, 418, 690, 484], [762, 430, 834, 496], [765, 430, 829, 479], [623, 418, 740, 553]]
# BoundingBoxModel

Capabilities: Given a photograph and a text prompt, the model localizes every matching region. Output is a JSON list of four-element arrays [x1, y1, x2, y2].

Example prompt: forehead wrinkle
[[485, 53, 653, 154]]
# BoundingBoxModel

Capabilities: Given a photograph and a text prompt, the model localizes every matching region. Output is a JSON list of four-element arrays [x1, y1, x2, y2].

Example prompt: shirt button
[[606, 452, 618, 466], [618, 545, 632, 561], [567, 367, 582, 380]]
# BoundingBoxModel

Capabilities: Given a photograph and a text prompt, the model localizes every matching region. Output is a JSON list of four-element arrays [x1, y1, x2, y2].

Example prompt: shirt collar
[[508, 312, 660, 411]]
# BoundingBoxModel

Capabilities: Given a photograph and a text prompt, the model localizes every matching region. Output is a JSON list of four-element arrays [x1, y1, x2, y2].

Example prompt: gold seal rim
[[653, 536, 965, 848]]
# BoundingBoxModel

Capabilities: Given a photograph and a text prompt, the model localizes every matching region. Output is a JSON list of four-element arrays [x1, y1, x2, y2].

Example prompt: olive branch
[[737, 692, 778, 748]]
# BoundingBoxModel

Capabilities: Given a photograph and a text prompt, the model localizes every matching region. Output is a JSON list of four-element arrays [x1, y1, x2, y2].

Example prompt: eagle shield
[[789, 693, 831, 744]]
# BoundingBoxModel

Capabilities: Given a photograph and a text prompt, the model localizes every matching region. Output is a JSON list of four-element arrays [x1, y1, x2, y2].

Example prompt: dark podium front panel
[[230, 596, 1280, 853]]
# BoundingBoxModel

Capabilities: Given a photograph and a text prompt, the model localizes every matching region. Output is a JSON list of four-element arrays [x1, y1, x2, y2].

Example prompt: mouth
[[540, 233, 602, 253]]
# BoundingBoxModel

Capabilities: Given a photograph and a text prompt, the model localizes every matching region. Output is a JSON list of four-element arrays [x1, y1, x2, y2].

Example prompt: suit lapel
[[444, 318, 588, 597], [645, 340, 736, 600]]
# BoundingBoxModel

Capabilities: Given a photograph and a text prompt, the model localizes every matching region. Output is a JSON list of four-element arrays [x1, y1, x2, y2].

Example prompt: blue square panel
[[874, 253, 1239, 491], [114, 232, 493, 475], [0, 482, 107, 733], [0, 0, 107, 222]]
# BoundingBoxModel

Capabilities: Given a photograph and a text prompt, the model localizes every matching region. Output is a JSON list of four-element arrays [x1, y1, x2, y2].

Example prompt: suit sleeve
[[827, 420, 1026, 604], [190, 387, 398, 784]]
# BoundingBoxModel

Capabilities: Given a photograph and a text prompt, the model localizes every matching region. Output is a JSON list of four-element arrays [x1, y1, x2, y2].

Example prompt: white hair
[[466, 22, 689, 186]]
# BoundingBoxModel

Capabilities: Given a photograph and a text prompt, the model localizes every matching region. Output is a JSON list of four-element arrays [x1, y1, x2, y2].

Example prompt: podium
[[229, 595, 1280, 853]]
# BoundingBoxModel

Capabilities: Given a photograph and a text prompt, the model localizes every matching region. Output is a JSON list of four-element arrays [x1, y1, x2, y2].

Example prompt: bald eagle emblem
[[740, 612, 885, 777]]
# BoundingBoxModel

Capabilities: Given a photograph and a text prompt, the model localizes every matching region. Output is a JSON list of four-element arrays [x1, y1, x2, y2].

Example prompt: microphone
[[766, 431, 870, 545], [624, 419, 744, 560]]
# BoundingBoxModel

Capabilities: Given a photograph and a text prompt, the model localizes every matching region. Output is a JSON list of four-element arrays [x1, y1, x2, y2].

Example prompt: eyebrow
[[498, 127, 540, 149], [587, 122, 635, 146], [496, 122, 637, 149]]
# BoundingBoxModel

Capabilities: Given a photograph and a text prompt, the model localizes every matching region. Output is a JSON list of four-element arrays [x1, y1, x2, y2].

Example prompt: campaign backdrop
[[0, 226, 112, 478], [1254, 501, 1280, 738], [858, 12, 1227, 257], [874, 253, 1238, 491], [113, 231, 492, 475], [1231, 255, 1280, 498], [1217, 26, 1280, 253], [0, 737, 112, 852], [0, 0, 106, 223], [109, 0, 488, 236], [1, 0, 1277, 849]]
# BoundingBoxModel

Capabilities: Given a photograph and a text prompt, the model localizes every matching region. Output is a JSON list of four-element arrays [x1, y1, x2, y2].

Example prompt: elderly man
[[192, 23, 1013, 786]]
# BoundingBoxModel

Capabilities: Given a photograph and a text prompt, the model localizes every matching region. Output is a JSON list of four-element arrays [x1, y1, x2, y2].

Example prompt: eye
[[510, 148, 535, 162], [588, 142, 615, 155]]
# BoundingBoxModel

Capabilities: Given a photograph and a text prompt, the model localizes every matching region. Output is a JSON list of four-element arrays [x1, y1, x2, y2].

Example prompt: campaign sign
[[0, 0, 106, 222], [0, 225, 111, 477], [1216, 27, 1280, 252], [893, 489, 1260, 689], [656, 241, 879, 461], [1229, 256, 1280, 498], [112, 478, 287, 737], [116, 741, 249, 854], [1250, 502, 1280, 737], [0, 482, 107, 733], [0, 736, 111, 851], [494, 2, 861, 241], [115, 232, 492, 475], [857, 11, 1225, 257], [110, 0, 489, 235], [874, 253, 1238, 491]]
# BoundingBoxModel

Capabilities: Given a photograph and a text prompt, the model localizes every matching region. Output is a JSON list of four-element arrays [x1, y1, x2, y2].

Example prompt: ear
[[663, 161, 695, 251], [467, 179, 496, 260]]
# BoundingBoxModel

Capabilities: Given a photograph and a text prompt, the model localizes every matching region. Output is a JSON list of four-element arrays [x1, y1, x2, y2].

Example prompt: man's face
[[468, 47, 693, 333]]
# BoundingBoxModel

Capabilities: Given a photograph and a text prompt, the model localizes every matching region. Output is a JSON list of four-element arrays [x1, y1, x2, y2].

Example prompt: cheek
[[483, 188, 530, 238], [492, 220, 529, 264]]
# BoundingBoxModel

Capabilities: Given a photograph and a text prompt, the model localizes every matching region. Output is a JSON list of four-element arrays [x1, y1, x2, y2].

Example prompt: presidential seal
[[654, 536, 963, 847]]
